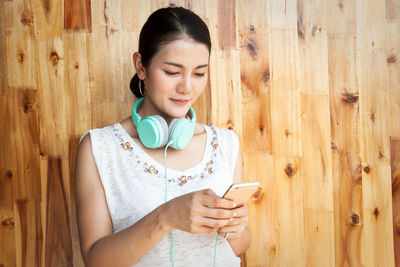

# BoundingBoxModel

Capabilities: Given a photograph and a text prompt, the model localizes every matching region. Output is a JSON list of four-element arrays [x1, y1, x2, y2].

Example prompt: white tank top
[[80, 123, 241, 266]]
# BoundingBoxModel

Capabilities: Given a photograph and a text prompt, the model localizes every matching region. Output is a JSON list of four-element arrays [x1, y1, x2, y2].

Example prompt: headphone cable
[[164, 141, 175, 267], [164, 141, 219, 267]]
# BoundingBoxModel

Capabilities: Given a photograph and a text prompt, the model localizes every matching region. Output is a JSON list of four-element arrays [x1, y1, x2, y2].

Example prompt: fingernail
[[233, 212, 237, 217], [230, 217, 233, 221], [233, 203, 237, 208]]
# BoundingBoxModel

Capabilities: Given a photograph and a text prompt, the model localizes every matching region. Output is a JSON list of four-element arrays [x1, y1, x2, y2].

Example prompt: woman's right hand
[[161, 189, 237, 234]]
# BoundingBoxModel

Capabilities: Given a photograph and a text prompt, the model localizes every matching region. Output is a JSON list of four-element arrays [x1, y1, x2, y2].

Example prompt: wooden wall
[[0, 0, 399, 266]]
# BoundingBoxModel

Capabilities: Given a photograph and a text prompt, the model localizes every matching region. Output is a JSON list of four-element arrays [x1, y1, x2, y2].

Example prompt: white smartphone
[[222, 182, 260, 205]]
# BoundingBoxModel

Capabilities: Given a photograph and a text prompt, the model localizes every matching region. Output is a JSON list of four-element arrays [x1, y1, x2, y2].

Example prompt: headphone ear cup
[[137, 115, 168, 148], [168, 118, 194, 149], [168, 118, 181, 144], [153, 115, 169, 146]]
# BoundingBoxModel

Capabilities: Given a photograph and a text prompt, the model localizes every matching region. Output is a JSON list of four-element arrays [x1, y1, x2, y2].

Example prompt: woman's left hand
[[217, 204, 248, 240]]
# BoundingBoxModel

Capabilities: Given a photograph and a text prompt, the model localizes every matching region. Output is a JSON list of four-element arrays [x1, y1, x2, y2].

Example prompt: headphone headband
[[132, 97, 196, 127]]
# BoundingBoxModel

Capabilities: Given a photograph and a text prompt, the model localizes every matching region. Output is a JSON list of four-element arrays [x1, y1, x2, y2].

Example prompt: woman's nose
[[177, 75, 192, 94]]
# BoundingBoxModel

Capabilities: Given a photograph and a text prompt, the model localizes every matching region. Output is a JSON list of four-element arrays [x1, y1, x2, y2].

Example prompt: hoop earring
[[139, 79, 144, 97]]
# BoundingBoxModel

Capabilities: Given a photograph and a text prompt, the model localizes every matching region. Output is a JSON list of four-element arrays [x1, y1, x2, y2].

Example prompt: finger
[[198, 216, 232, 229], [203, 207, 235, 220], [218, 226, 246, 240], [225, 216, 248, 226], [202, 195, 237, 209], [217, 224, 244, 233], [230, 205, 249, 217]]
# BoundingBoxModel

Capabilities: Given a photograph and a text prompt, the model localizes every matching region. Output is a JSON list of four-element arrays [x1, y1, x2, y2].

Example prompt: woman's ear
[[133, 52, 146, 80]]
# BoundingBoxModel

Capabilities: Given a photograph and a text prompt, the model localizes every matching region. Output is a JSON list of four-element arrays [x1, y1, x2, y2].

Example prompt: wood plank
[[209, 49, 243, 135], [63, 32, 92, 137], [0, 94, 16, 267], [5, 0, 37, 88], [326, 1, 362, 264], [64, 0, 92, 32], [243, 151, 274, 266], [0, 0, 7, 94], [267, 0, 297, 29], [356, 1, 395, 266], [332, 151, 364, 267], [275, 156, 306, 266], [216, 0, 237, 51], [13, 198, 42, 267], [301, 95, 335, 267], [391, 138, 400, 267], [36, 38, 69, 157], [9, 88, 42, 267], [328, 37, 364, 267], [297, 0, 329, 95], [385, 22, 400, 139], [42, 157, 73, 266], [120, 0, 151, 32], [269, 28, 302, 157], [386, 0, 400, 22], [237, 0, 271, 153], [31, 0, 63, 37], [87, 0, 125, 126]]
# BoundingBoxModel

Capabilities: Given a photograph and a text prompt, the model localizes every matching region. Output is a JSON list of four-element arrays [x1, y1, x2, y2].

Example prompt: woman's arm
[[75, 134, 238, 266], [75, 134, 170, 266]]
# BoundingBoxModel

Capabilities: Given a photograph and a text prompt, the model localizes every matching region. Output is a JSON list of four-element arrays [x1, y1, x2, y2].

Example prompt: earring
[[139, 79, 144, 97]]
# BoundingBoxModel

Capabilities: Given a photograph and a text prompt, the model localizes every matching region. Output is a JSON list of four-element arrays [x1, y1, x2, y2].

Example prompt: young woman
[[75, 7, 251, 266]]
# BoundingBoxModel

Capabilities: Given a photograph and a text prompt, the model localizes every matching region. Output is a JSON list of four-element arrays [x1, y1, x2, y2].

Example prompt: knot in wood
[[1, 217, 15, 229], [226, 120, 234, 130], [252, 187, 264, 201], [20, 12, 34, 26], [387, 55, 396, 64], [285, 164, 296, 177], [50, 51, 60, 66], [341, 91, 359, 104], [259, 125, 264, 135], [23, 101, 32, 113], [262, 71, 270, 83], [351, 213, 359, 224], [374, 207, 379, 217], [246, 38, 258, 59], [18, 52, 25, 63], [363, 165, 370, 174], [6, 170, 13, 178]]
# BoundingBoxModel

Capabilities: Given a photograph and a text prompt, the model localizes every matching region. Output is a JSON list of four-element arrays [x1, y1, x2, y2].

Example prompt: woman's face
[[142, 38, 210, 120]]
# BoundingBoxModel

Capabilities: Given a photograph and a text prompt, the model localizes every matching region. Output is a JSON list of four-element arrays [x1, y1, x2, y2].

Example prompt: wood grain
[[64, 0, 92, 32], [0, 94, 16, 267], [1, 1, 399, 266], [391, 138, 400, 267]]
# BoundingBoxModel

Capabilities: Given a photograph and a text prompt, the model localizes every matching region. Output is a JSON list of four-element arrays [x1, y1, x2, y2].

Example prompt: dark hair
[[130, 7, 211, 98]]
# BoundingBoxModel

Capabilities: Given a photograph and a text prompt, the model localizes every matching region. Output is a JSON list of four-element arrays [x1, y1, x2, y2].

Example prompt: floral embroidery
[[110, 124, 218, 186]]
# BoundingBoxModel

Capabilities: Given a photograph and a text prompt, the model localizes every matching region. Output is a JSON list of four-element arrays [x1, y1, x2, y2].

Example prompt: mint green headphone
[[131, 97, 196, 149]]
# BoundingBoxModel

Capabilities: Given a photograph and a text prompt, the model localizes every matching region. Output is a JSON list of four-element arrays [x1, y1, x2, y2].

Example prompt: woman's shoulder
[[196, 123, 239, 146], [78, 122, 118, 145]]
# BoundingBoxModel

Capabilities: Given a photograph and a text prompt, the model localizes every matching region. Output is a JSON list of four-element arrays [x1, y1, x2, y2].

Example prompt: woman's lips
[[170, 99, 190, 105]]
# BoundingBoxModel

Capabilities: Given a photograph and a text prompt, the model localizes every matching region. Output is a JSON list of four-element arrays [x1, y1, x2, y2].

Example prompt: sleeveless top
[[79, 122, 241, 267]]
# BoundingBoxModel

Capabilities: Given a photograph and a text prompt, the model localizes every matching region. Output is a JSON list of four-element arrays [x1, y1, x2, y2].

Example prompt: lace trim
[[109, 124, 219, 186]]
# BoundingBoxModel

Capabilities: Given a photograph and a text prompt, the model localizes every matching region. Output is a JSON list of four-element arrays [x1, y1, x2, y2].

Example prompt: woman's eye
[[165, 71, 178, 76], [194, 73, 205, 77]]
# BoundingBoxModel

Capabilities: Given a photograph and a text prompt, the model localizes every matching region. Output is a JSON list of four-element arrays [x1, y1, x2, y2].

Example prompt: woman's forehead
[[151, 39, 210, 68]]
